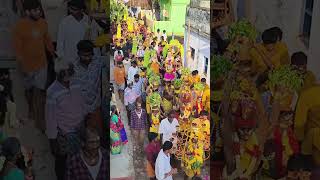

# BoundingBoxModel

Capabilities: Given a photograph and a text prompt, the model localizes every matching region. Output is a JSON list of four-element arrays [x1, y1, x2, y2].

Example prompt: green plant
[[194, 83, 205, 91], [268, 65, 304, 91], [212, 55, 233, 81], [148, 74, 161, 85], [227, 20, 257, 41], [181, 67, 191, 76], [149, 92, 162, 107], [174, 79, 183, 88]]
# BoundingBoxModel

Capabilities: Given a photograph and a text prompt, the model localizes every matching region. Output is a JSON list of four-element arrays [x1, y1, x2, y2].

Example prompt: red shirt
[[145, 141, 161, 168]]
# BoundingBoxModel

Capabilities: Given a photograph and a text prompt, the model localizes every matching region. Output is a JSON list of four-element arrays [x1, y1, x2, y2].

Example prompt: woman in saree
[[110, 106, 123, 155]]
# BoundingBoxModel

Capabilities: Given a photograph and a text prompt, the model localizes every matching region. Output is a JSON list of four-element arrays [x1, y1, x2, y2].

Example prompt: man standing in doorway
[[13, 0, 55, 131]]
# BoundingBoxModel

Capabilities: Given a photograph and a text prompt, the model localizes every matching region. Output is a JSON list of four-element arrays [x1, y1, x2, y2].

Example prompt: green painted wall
[[148, 0, 190, 36]]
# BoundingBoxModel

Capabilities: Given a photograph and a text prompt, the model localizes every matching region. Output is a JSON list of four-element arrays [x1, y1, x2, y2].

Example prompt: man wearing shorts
[[114, 61, 126, 103], [13, 0, 55, 131]]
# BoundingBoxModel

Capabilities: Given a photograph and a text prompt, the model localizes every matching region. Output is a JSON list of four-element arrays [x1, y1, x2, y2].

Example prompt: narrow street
[[110, 58, 135, 180]]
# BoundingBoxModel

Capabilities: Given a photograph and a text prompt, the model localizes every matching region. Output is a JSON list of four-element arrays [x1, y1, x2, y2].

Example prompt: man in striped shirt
[[46, 58, 87, 180], [72, 40, 105, 133]]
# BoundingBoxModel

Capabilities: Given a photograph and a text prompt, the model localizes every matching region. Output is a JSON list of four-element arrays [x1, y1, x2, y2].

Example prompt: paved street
[[110, 59, 135, 179], [109, 58, 210, 180]]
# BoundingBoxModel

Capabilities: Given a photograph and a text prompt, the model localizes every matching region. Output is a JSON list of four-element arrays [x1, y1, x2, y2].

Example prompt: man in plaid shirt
[[65, 123, 108, 180]]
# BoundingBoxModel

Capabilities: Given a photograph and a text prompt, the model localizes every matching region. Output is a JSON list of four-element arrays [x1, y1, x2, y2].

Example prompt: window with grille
[[301, 0, 314, 47], [204, 56, 209, 75]]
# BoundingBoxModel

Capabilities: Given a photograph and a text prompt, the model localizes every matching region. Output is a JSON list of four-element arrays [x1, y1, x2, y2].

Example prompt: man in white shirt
[[41, 0, 67, 43], [155, 141, 177, 180], [159, 111, 179, 145], [156, 29, 161, 43], [56, 0, 100, 62], [162, 30, 167, 42], [122, 57, 131, 76], [127, 61, 139, 84]]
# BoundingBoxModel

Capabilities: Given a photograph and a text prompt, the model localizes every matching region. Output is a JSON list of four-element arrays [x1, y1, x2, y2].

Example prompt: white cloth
[[155, 149, 173, 180], [136, 109, 142, 119], [159, 118, 179, 144], [41, 0, 67, 41], [127, 66, 139, 84], [57, 14, 101, 62], [162, 33, 167, 42], [123, 59, 131, 74], [81, 149, 102, 180]]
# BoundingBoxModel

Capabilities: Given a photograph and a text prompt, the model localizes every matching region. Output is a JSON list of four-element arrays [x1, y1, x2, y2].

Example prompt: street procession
[[109, 0, 210, 179], [212, 0, 320, 178]]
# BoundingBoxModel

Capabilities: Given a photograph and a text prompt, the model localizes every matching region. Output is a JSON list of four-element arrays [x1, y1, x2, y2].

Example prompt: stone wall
[[186, 0, 210, 36]]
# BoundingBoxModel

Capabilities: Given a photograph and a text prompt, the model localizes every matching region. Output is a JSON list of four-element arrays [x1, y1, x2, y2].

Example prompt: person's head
[[269, 26, 283, 41], [291, 52, 307, 74], [68, 0, 85, 17], [24, 0, 42, 20], [235, 119, 256, 141], [287, 155, 312, 180], [134, 74, 140, 82], [168, 110, 175, 121], [163, 30, 166, 34], [111, 105, 117, 114], [161, 36, 164, 41], [136, 98, 142, 111], [1, 137, 22, 162], [162, 141, 173, 154], [132, 61, 137, 67], [201, 78, 206, 85], [128, 82, 133, 89], [148, 132, 158, 143], [55, 58, 74, 84], [157, 29, 160, 33], [262, 29, 278, 51], [110, 83, 114, 93], [80, 124, 100, 157], [117, 61, 124, 68], [192, 70, 198, 76], [77, 40, 94, 66]]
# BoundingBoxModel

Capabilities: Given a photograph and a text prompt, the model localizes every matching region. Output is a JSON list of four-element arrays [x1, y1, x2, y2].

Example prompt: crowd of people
[[110, 1, 210, 179], [212, 20, 320, 179], [0, 0, 107, 179]]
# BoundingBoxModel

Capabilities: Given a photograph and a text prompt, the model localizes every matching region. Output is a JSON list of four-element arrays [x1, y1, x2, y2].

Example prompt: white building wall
[[184, 29, 210, 84], [246, 0, 320, 79]]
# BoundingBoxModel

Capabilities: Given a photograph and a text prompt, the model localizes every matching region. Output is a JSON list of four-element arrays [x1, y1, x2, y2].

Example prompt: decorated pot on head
[[193, 82, 205, 116], [149, 92, 162, 133]]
